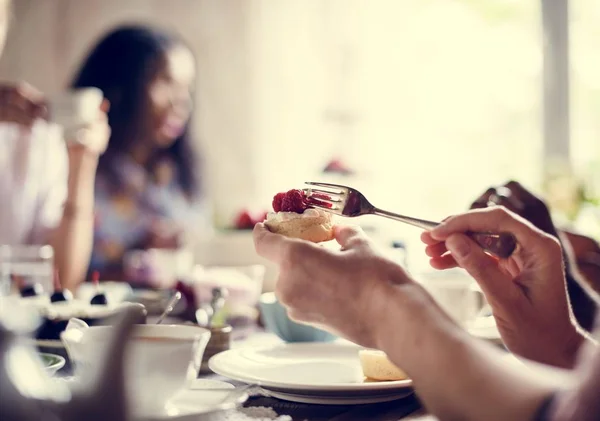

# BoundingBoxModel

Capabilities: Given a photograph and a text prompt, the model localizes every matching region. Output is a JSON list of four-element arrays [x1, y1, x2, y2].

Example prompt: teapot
[[0, 307, 141, 421]]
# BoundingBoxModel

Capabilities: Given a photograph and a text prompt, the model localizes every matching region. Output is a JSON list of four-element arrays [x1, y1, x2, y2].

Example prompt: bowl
[[259, 292, 337, 343], [39, 352, 66, 375], [61, 324, 210, 415]]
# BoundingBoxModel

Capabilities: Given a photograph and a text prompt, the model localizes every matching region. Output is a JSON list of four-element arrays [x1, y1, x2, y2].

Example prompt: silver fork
[[304, 181, 517, 259]]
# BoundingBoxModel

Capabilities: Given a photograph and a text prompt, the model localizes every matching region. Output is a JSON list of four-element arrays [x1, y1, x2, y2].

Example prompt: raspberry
[[281, 189, 308, 213], [235, 210, 254, 229], [272, 189, 310, 213], [272, 192, 286, 212]]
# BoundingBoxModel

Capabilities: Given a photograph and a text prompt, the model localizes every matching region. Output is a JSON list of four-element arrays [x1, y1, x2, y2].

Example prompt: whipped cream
[[266, 208, 330, 223]]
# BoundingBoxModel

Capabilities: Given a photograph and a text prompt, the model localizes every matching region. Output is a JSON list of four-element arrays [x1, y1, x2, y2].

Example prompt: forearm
[[50, 150, 98, 290], [375, 283, 562, 421]]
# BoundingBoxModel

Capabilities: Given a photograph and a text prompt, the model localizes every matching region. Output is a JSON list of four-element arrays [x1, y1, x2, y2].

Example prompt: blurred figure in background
[[0, 0, 110, 290], [71, 25, 211, 282], [470, 181, 599, 331]]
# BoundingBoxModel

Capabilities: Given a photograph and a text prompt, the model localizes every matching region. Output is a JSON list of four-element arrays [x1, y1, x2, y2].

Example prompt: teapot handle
[[65, 318, 90, 332]]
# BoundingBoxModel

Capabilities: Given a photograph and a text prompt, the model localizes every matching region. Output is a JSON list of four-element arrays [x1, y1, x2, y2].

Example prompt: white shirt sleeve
[[27, 122, 69, 244]]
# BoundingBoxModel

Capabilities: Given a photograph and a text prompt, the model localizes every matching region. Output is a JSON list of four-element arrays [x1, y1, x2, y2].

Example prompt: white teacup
[[418, 269, 488, 327], [61, 323, 210, 415], [48, 88, 104, 141]]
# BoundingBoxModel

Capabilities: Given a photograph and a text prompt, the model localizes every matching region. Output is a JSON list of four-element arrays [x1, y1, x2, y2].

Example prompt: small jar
[[199, 324, 232, 375]]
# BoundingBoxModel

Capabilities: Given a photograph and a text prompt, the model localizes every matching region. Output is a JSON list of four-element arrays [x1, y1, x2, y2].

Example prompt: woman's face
[[143, 45, 195, 148]]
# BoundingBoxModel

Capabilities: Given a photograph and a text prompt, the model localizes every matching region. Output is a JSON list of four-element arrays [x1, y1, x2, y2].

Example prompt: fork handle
[[372, 209, 517, 259], [465, 231, 517, 259]]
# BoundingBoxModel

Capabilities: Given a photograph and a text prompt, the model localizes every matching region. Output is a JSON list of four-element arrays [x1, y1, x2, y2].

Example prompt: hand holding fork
[[304, 182, 517, 259]]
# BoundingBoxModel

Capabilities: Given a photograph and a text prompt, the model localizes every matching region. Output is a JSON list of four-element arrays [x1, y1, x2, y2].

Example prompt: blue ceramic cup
[[259, 292, 337, 343]]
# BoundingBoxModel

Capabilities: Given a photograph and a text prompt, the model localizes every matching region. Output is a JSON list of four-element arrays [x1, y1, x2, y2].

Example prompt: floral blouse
[[90, 154, 211, 279]]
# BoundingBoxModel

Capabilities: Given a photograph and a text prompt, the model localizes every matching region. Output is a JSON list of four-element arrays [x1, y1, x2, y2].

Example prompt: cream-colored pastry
[[359, 349, 409, 381], [264, 209, 334, 243]]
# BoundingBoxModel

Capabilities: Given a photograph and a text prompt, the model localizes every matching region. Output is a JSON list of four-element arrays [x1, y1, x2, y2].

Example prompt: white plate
[[136, 380, 246, 420], [209, 342, 413, 405]]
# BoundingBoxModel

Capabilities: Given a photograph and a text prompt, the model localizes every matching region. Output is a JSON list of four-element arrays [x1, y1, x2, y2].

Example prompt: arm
[[253, 216, 598, 421], [26, 123, 96, 290], [51, 101, 110, 290], [376, 282, 572, 421], [49, 149, 98, 290]]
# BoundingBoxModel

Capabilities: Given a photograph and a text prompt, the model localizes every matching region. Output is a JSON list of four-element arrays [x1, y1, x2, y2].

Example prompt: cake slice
[[359, 349, 409, 381]]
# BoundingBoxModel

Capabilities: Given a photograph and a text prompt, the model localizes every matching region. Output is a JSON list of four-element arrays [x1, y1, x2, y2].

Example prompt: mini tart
[[264, 209, 334, 243]]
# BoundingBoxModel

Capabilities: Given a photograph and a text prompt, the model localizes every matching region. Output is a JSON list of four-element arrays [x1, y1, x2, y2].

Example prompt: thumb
[[334, 225, 369, 250], [445, 233, 512, 300]]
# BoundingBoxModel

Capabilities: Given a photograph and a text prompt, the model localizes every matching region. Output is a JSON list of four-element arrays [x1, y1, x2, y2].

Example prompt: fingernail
[[446, 235, 471, 258]]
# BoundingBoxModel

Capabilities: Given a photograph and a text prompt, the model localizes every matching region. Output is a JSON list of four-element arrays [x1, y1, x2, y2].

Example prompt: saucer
[[136, 380, 247, 420]]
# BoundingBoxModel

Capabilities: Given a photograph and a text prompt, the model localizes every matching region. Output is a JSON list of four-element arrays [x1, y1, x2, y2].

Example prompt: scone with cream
[[359, 349, 409, 381], [264, 189, 334, 243]]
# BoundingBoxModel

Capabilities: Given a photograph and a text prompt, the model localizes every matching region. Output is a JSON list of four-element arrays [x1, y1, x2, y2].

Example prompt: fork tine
[[303, 188, 344, 202], [305, 181, 349, 192], [309, 200, 343, 214], [303, 192, 344, 205]]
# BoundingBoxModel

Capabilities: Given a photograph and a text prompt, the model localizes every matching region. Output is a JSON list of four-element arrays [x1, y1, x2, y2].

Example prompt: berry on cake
[[264, 189, 334, 243]]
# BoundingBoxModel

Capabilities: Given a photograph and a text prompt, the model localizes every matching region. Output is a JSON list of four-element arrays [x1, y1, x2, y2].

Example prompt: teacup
[[48, 88, 104, 140], [61, 323, 210, 415], [418, 269, 488, 327], [259, 292, 337, 343]]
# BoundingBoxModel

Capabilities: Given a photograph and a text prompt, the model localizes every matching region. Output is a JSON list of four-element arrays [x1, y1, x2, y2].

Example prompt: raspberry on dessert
[[272, 192, 287, 212], [281, 189, 307, 213], [272, 189, 310, 213]]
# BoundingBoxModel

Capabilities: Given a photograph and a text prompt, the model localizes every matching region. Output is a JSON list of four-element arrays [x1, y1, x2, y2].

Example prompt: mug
[[48, 88, 103, 141], [418, 269, 488, 327], [259, 292, 337, 343]]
